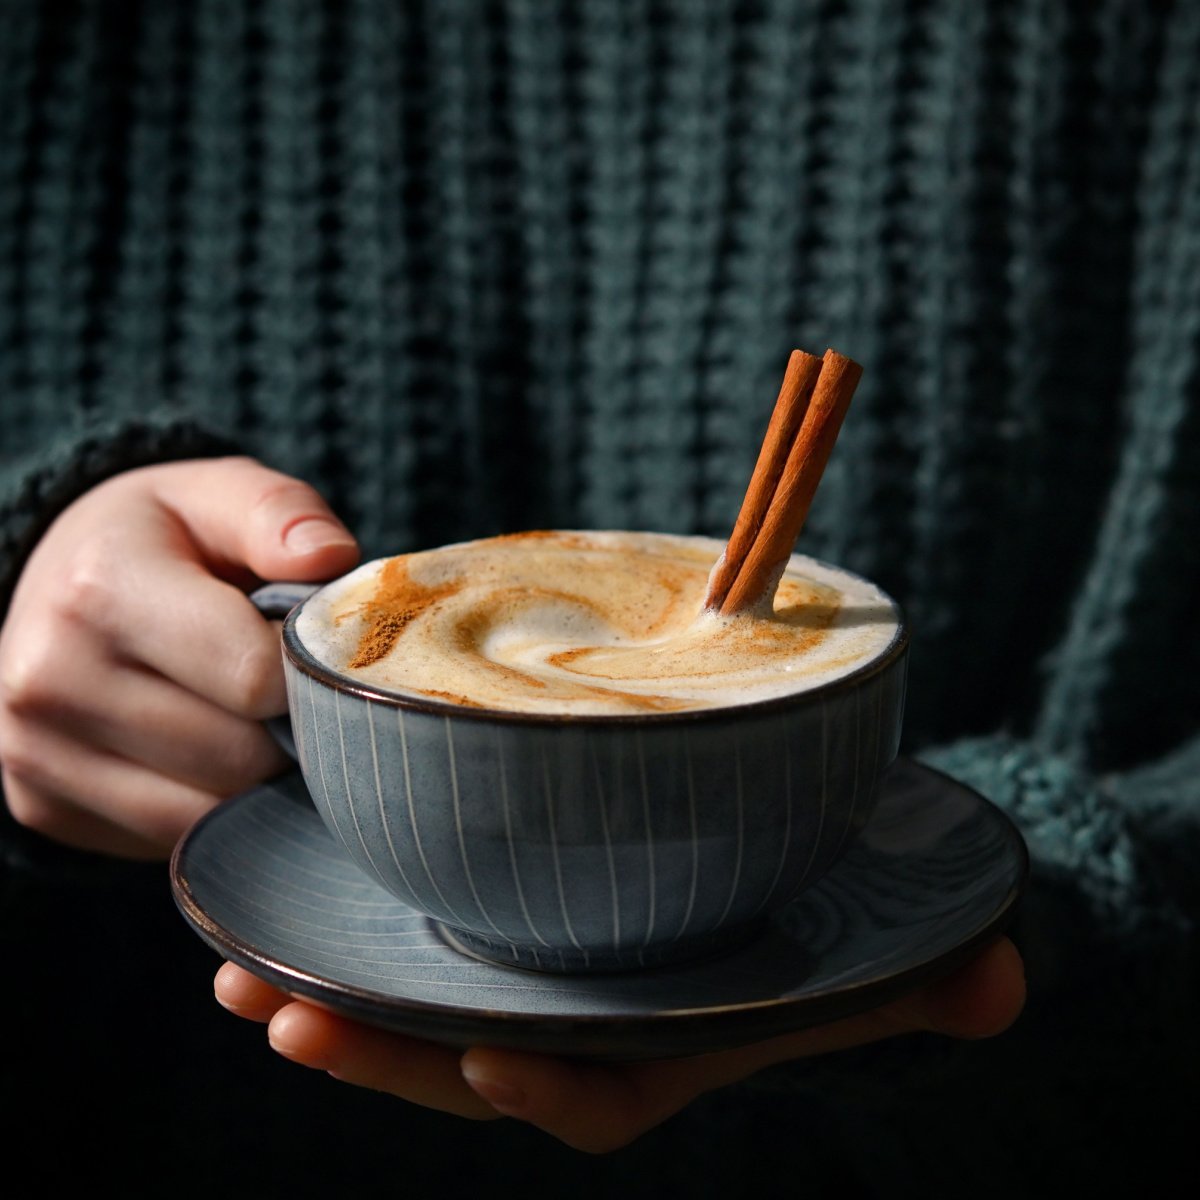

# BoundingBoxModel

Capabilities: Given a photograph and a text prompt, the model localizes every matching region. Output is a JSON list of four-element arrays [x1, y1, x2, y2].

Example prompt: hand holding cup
[[0, 457, 358, 857]]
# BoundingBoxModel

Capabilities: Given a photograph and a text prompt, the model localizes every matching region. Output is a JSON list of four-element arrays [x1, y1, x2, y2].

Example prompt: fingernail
[[283, 518, 356, 555], [461, 1067, 527, 1115]]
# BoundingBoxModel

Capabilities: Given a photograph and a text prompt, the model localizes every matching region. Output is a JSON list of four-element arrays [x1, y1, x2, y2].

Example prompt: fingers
[[214, 962, 294, 1022], [215, 964, 502, 1121], [0, 610, 288, 855], [149, 457, 360, 584], [214, 938, 1025, 1153], [0, 770, 173, 859], [681, 937, 1027, 1083], [37, 459, 356, 717], [36, 539, 292, 720], [1, 467, 296, 722], [0, 718, 227, 851], [460, 1048, 700, 1154], [265, 1003, 503, 1122], [882, 935, 1027, 1040], [106, 561, 289, 719], [75, 673, 290, 796], [456, 938, 1028, 1153], [0, 457, 356, 858], [3, 620, 288, 792]]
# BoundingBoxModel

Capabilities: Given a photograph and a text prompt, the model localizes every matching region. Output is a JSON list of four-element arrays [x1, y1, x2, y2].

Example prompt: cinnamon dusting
[[422, 688, 485, 708], [347, 557, 462, 668], [311, 531, 890, 715]]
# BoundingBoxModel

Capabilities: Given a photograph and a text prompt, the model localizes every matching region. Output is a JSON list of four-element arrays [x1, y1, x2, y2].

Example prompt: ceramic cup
[[252, 573, 908, 974]]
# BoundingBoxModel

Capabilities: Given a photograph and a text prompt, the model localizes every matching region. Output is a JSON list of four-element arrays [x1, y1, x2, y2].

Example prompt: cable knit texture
[[0, 1, 1195, 1193], [921, 735, 1177, 933]]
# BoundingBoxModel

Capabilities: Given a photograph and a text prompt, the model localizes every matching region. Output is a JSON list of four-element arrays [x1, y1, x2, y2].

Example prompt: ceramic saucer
[[171, 757, 1027, 1061]]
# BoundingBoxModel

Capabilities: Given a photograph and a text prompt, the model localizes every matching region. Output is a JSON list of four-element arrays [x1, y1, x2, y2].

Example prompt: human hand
[[214, 936, 1025, 1153], [0, 457, 359, 858]]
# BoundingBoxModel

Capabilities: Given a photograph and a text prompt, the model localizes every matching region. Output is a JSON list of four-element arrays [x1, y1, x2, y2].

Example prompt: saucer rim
[[171, 759, 1028, 1059]]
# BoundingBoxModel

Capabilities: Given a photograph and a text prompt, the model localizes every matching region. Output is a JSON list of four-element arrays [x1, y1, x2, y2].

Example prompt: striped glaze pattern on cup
[[280, 608, 907, 974]]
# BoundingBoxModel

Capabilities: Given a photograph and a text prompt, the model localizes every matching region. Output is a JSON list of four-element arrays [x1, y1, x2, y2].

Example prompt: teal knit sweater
[[1, 1, 1196, 1194]]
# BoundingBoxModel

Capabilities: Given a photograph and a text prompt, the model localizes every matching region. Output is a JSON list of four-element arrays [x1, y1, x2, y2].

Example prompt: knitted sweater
[[1, 1, 1196, 1195]]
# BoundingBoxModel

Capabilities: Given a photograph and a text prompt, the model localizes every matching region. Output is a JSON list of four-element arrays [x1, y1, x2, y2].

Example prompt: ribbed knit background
[[2, 2, 1198, 1193], [4, 0, 1197, 768]]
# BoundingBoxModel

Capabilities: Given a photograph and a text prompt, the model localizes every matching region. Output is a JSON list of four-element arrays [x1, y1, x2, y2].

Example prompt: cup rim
[[279, 554, 909, 727]]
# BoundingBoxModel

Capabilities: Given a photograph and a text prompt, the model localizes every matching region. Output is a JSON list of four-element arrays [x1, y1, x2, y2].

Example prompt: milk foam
[[294, 531, 901, 715]]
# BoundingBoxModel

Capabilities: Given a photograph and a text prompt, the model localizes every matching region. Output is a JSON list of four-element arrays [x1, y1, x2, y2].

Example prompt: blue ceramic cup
[[253, 571, 907, 974]]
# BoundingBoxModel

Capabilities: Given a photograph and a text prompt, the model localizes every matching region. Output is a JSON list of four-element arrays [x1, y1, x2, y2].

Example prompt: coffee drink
[[269, 349, 906, 971], [270, 529, 907, 972], [294, 530, 900, 716]]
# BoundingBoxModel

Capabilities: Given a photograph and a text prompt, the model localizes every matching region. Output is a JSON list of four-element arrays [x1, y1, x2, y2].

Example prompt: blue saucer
[[171, 758, 1026, 1061]]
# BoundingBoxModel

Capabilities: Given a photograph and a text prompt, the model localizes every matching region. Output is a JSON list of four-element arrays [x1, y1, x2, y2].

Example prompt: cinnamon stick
[[703, 349, 824, 611], [715, 349, 862, 615]]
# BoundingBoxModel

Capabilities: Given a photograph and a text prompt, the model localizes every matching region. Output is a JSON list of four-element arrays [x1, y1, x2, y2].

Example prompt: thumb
[[152, 457, 360, 582], [883, 936, 1027, 1040]]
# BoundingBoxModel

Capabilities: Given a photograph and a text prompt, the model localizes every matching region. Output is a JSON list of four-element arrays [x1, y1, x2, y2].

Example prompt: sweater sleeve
[[920, 733, 1198, 940], [0, 411, 240, 880], [739, 732, 1198, 1195], [0, 411, 240, 614]]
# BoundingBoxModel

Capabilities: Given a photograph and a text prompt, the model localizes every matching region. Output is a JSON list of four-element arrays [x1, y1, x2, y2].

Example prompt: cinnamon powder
[[346, 557, 462, 668]]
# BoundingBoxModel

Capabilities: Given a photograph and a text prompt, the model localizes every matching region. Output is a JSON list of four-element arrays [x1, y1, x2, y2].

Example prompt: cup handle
[[248, 582, 320, 762]]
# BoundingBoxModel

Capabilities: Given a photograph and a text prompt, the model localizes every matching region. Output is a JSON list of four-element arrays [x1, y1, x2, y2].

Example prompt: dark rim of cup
[[279, 559, 909, 727]]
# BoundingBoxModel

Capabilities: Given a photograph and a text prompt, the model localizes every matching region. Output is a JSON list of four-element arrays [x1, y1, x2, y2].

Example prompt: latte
[[295, 531, 899, 715]]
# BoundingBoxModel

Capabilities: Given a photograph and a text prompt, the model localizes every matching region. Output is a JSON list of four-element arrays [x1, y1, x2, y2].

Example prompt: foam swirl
[[295, 531, 900, 715]]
